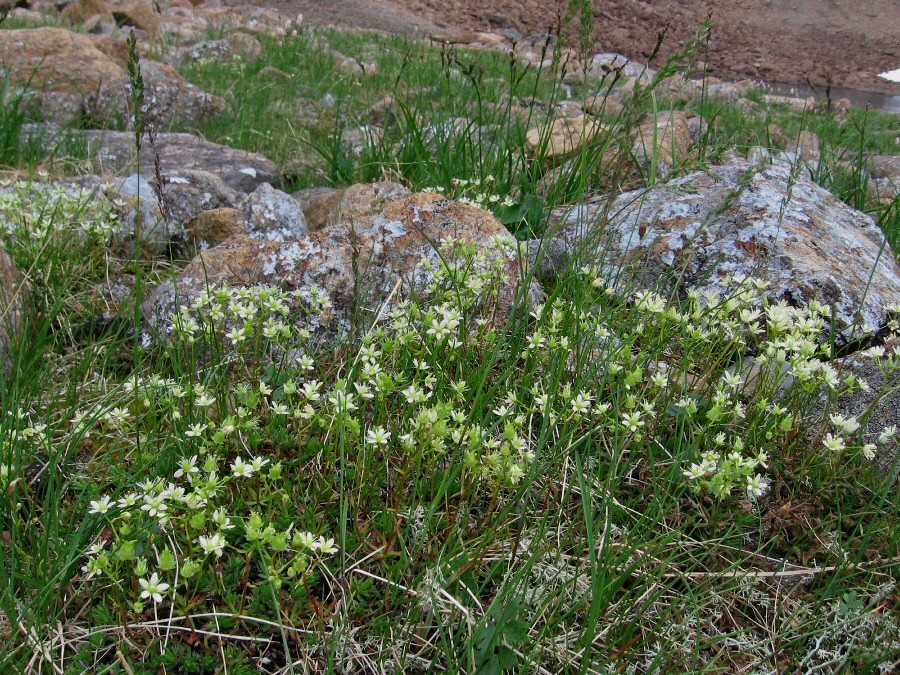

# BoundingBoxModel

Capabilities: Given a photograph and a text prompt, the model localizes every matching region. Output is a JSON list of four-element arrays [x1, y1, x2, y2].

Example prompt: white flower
[[830, 414, 860, 435], [174, 455, 199, 479], [195, 394, 216, 408], [185, 423, 207, 438], [231, 457, 254, 478], [198, 532, 226, 557], [745, 474, 770, 499], [314, 536, 338, 555], [879, 426, 897, 445], [683, 463, 707, 481], [82, 557, 104, 579], [861, 444, 877, 461], [621, 411, 644, 433], [366, 426, 391, 446], [89, 496, 114, 515], [212, 508, 235, 531], [138, 573, 170, 604], [141, 494, 168, 518], [105, 407, 130, 426], [822, 433, 846, 453], [295, 531, 317, 549]]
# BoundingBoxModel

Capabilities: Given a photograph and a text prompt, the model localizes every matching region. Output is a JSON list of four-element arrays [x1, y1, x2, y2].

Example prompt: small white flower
[[295, 531, 317, 549], [174, 455, 199, 479], [314, 536, 338, 555], [366, 426, 391, 446], [198, 532, 226, 557], [185, 423, 207, 438], [745, 474, 769, 499], [138, 573, 170, 604], [822, 433, 846, 453], [830, 414, 860, 435], [231, 457, 254, 478], [89, 496, 114, 515]]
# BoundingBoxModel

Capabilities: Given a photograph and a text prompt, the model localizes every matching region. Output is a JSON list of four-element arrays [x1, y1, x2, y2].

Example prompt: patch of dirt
[[272, 0, 900, 95]]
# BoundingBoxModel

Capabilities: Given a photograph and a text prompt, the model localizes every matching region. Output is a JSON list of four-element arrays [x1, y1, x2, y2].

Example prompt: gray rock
[[239, 183, 309, 242], [589, 53, 646, 79], [22, 127, 279, 192], [158, 170, 240, 228], [177, 32, 262, 65], [144, 188, 538, 342], [535, 160, 900, 345], [113, 174, 181, 250]]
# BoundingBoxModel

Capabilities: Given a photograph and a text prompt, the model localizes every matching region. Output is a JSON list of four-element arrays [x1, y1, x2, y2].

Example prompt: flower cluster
[[424, 175, 516, 210], [0, 180, 121, 245], [82, 442, 335, 613]]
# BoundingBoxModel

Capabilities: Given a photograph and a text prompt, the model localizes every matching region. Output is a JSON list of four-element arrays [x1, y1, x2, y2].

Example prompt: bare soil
[[275, 0, 900, 95]]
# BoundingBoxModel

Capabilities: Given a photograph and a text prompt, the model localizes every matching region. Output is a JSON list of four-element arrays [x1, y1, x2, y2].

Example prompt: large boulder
[[0, 248, 28, 374], [144, 188, 537, 341], [0, 28, 224, 128], [0, 28, 124, 125], [534, 160, 900, 345]]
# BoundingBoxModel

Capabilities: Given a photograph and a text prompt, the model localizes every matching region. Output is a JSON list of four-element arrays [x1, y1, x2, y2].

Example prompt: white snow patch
[[877, 68, 900, 83]]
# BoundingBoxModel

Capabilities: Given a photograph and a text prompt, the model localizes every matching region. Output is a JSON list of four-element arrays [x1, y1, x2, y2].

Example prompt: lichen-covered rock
[[194, 4, 296, 35], [588, 53, 646, 79], [125, 59, 226, 129], [239, 183, 309, 242], [157, 5, 208, 44], [177, 32, 262, 65], [0, 28, 124, 125], [867, 155, 900, 205], [0, 248, 28, 373], [23, 128, 279, 192], [113, 174, 182, 251], [159, 170, 240, 228], [536, 160, 900, 344], [0, 28, 224, 129], [295, 181, 412, 231], [144, 190, 538, 341], [109, 0, 161, 33]]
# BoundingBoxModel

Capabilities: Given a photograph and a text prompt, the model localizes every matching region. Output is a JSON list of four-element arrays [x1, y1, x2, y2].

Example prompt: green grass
[[0, 19, 898, 675]]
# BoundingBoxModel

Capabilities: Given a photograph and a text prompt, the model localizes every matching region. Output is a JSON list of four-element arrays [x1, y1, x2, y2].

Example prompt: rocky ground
[[273, 0, 900, 95]]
